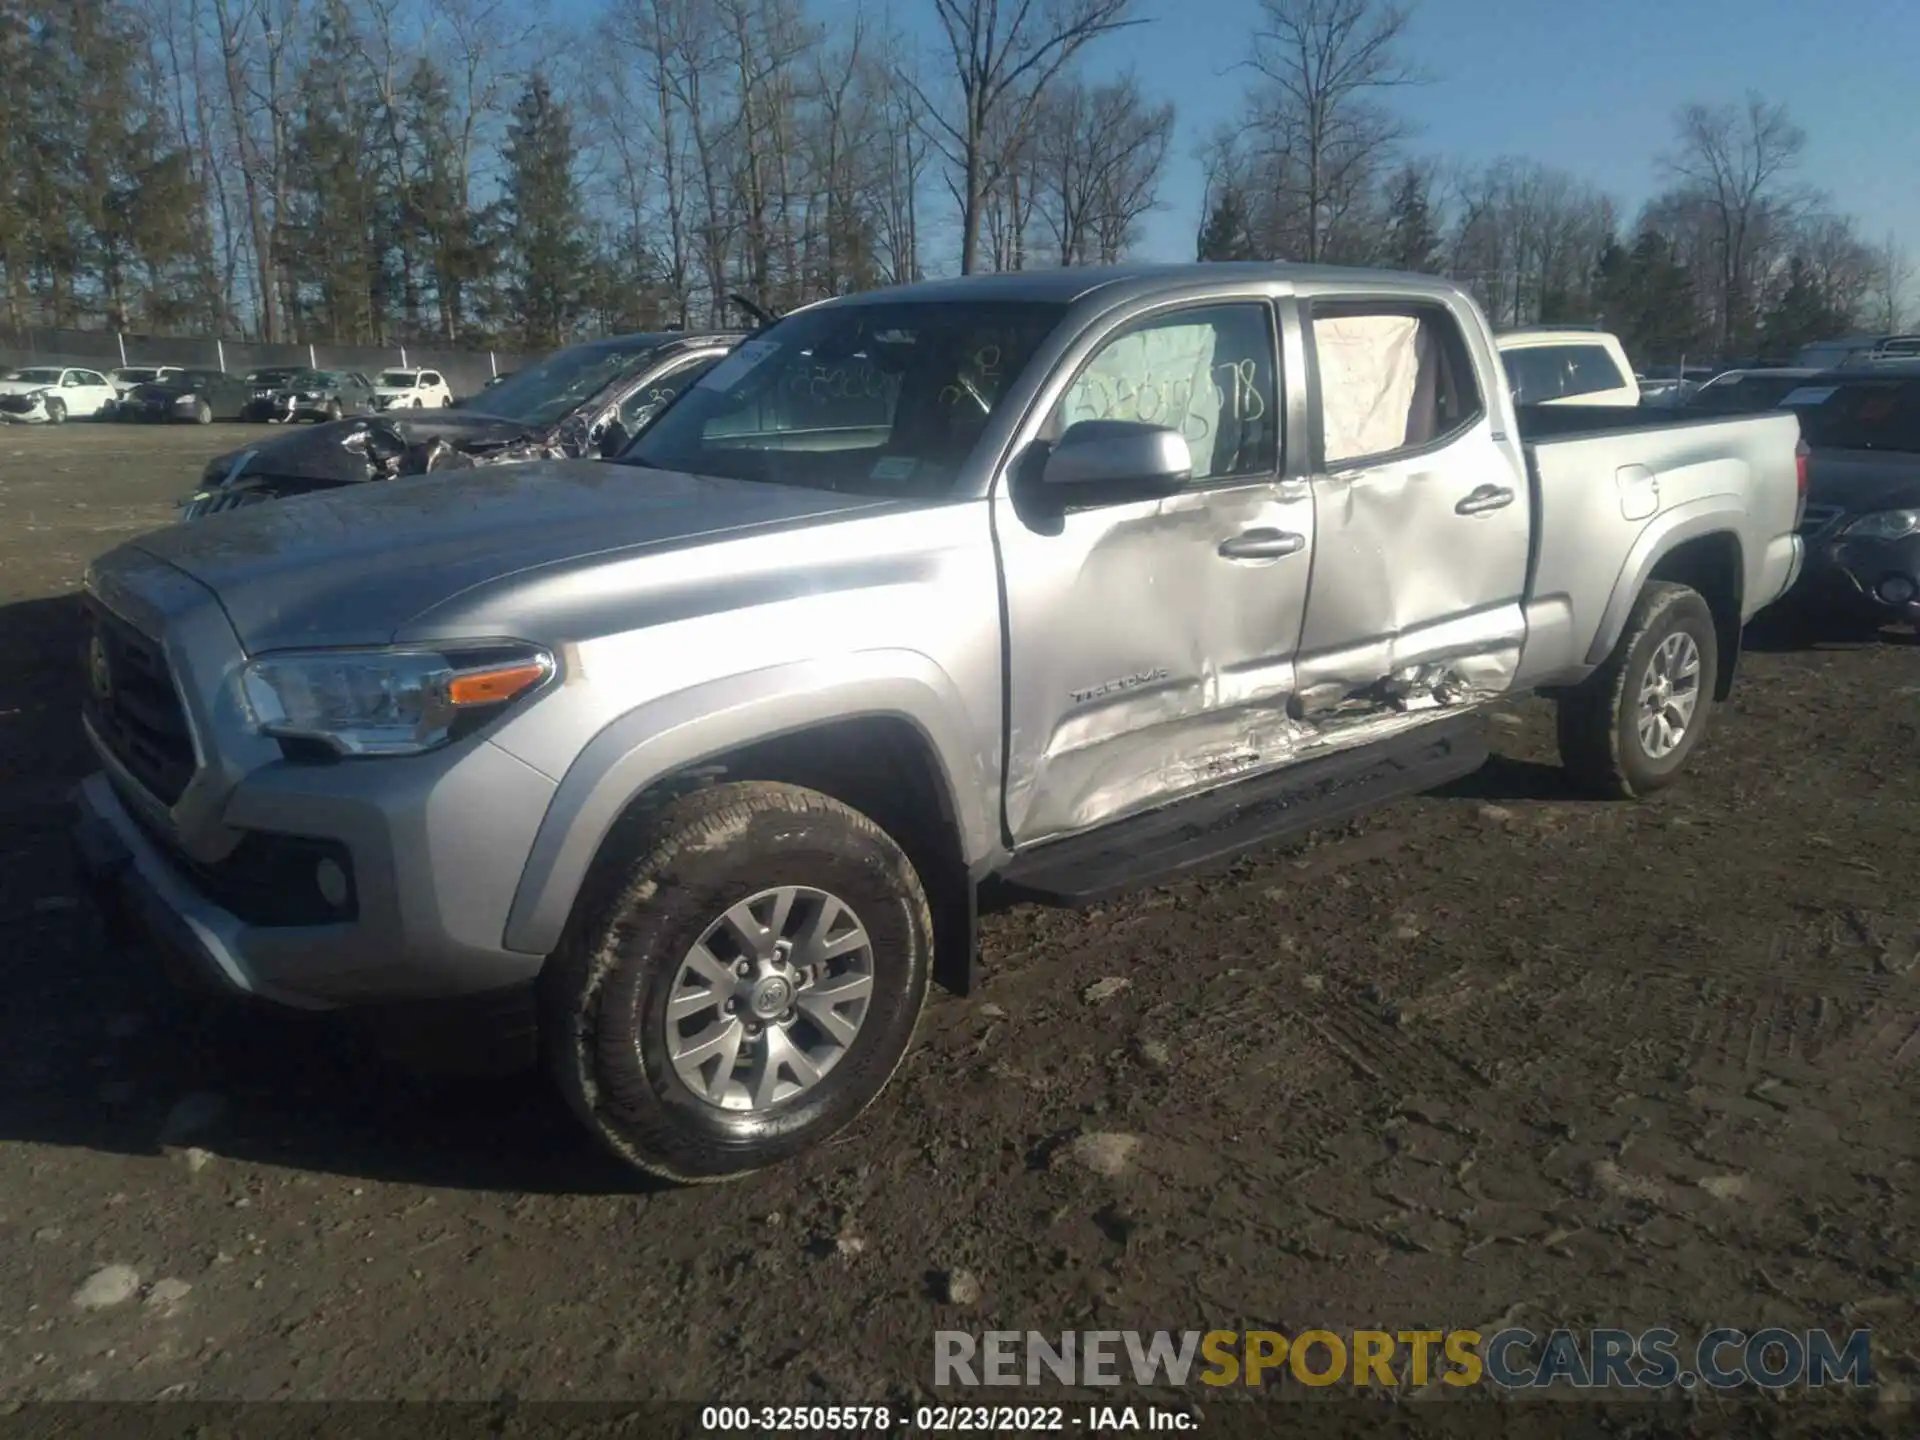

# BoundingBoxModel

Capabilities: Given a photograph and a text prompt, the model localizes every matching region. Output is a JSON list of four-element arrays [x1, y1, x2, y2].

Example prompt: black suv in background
[[120, 368, 253, 423], [270, 369, 378, 422], [1783, 368, 1920, 632]]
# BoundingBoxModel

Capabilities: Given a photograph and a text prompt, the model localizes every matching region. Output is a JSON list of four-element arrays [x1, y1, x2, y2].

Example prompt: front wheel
[[1557, 581, 1719, 799], [543, 781, 933, 1183], [193, 401, 213, 425], [44, 397, 66, 425], [325, 399, 343, 422]]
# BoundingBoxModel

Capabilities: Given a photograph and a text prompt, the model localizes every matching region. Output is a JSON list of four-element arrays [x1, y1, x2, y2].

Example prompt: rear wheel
[[44, 397, 66, 425], [543, 781, 933, 1184], [1557, 581, 1719, 799]]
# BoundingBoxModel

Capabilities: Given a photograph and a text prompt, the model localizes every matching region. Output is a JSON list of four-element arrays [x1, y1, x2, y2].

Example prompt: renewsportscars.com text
[[933, 1328, 1875, 1391]]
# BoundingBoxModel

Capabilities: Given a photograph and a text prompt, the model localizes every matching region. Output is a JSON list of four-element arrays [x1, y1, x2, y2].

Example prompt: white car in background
[[1496, 328, 1641, 407], [372, 368, 454, 410], [0, 365, 119, 423], [108, 365, 185, 402]]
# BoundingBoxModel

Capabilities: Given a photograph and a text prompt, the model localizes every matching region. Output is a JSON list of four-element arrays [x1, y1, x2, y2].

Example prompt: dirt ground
[[1, 423, 1916, 1420]]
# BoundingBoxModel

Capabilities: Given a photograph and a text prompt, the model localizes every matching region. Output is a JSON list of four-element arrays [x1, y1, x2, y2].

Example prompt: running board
[[994, 715, 1489, 907]]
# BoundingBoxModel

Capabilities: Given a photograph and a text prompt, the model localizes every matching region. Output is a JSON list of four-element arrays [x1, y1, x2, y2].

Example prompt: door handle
[[1455, 484, 1515, 516], [1217, 528, 1306, 560]]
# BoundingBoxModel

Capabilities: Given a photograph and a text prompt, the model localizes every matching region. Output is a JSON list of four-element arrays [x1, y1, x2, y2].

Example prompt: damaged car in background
[[0, 365, 118, 424], [1778, 367, 1920, 632], [180, 328, 747, 521], [74, 263, 1806, 1183], [250, 369, 379, 424]]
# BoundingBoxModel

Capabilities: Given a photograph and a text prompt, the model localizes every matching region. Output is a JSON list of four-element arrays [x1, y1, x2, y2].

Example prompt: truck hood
[[1804, 448, 1920, 512], [122, 460, 892, 652]]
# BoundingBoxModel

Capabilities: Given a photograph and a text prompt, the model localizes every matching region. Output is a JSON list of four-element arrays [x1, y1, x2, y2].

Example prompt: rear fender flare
[[1584, 499, 1743, 666]]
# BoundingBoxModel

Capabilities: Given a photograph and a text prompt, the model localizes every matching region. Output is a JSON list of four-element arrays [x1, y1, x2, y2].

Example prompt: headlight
[[240, 646, 555, 756], [173, 392, 198, 405], [1842, 509, 1920, 541]]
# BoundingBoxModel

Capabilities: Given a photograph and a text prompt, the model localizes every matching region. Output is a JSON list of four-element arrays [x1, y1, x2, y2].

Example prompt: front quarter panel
[[459, 502, 1006, 955]]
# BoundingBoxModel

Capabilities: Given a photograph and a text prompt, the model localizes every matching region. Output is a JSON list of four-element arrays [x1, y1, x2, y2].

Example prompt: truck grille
[[1798, 503, 1845, 537], [80, 601, 196, 805]]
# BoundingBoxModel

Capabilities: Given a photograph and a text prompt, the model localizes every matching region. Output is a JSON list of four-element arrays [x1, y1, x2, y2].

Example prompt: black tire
[[194, 400, 213, 425], [1557, 580, 1719, 799], [325, 398, 343, 421], [44, 397, 66, 425], [543, 781, 933, 1183]]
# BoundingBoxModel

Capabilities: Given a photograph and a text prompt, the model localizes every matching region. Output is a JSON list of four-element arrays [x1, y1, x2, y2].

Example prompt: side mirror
[[1040, 420, 1192, 501], [598, 419, 631, 458]]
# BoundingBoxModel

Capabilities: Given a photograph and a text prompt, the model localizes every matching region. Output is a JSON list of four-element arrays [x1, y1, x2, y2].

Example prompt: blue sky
[[1049, 0, 1920, 262], [560, 0, 1917, 274]]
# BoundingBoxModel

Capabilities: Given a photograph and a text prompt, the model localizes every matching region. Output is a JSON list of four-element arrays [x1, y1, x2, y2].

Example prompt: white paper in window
[[1313, 314, 1422, 465], [1060, 323, 1221, 475]]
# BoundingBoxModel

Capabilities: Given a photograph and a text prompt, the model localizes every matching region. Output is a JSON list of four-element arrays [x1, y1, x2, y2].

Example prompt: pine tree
[[498, 73, 590, 348], [1762, 256, 1850, 356], [1593, 228, 1703, 365], [1380, 166, 1440, 274], [285, 0, 382, 342], [1196, 186, 1256, 261]]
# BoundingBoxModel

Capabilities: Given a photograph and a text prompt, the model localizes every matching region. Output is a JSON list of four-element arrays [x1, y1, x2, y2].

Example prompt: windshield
[[622, 301, 1068, 495], [465, 342, 668, 428], [13, 368, 61, 384], [1788, 380, 1920, 453], [249, 369, 297, 385], [174, 371, 222, 388], [116, 368, 159, 383], [378, 371, 418, 387]]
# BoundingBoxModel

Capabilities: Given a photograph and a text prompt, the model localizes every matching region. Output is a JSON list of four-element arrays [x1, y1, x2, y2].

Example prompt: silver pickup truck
[[71, 263, 1805, 1182]]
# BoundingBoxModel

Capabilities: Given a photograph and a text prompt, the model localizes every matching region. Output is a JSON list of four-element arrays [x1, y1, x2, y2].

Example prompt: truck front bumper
[[70, 761, 552, 1072]]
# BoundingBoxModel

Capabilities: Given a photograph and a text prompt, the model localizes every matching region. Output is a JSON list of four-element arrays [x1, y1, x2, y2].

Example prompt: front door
[[995, 299, 1315, 846], [1292, 297, 1533, 715]]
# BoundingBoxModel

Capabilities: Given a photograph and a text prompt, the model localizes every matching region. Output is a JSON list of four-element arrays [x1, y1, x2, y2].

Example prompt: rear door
[[995, 297, 1315, 844], [1293, 295, 1532, 715]]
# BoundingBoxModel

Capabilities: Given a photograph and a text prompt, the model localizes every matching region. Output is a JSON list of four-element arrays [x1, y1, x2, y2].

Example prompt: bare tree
[[1659, 93, 1807, 353], [1789, 213, 1878, 330], [917, 0, 1141, 274], [1030, 74, 1171, 265], [1864, 234, 1913, 333], [870, 33, 930, 283], [1244, 0, 1420, 263]]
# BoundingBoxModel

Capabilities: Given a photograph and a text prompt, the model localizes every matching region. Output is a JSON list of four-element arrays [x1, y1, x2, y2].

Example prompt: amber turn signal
[[447, 660, 550, 708]]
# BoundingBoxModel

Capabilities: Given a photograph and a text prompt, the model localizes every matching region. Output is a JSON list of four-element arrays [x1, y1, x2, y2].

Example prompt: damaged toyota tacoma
[[72, 263, 1805, 1182], [179, 329, 745, 520]]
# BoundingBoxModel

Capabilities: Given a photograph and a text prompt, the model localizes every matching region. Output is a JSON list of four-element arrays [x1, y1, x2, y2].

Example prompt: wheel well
[[602, 716, 976, 997], [1650, 532, 1743, 699]]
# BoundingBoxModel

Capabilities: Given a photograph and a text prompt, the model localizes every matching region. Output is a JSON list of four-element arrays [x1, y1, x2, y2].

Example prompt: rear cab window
[[1502, 344, 1628, 405], [1309, 301, 1486, 466]]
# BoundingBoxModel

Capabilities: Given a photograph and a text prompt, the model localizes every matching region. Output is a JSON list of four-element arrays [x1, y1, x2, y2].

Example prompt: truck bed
[[1512, 403, 1804, 685], [1513, 402, 1787, 441]]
